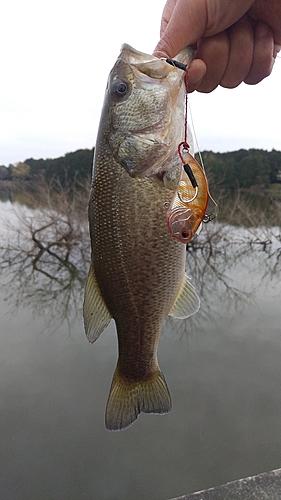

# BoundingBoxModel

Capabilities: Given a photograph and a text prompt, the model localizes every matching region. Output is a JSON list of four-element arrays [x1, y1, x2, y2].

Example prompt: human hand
[[153, 0, 281, 92]]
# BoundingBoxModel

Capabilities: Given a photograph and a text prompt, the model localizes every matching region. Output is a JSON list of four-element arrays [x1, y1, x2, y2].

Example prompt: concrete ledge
[[169, 468, 281, 499]]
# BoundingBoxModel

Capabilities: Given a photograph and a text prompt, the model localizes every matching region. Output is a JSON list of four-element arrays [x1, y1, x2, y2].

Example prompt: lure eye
[[181, 231, 189, 239], [112, 80, 129, 98], [166, 207, 195, 244]]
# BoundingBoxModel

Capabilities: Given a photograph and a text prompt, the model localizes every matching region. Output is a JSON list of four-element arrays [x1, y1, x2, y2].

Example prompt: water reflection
[[0, 200, 280, 334], [1, 200, 281, 499], [0, 200, 90, 331]]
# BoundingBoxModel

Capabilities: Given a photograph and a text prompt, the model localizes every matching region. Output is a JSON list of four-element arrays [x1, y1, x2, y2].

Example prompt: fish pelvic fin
[[83, 264, 112, 343], [105, 366, 172, 431], [169, 272, 200, 319]]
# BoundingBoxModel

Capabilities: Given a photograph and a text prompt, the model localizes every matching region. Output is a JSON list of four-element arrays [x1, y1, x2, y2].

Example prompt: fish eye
[[112, 80, 129, 98]]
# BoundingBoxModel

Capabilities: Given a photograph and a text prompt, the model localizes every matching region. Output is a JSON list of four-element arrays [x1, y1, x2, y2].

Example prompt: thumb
[[153, 0, 255, 59], [154, 0, 207, 58]]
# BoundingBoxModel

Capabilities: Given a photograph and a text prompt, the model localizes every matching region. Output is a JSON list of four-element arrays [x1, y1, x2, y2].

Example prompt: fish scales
[[91, 148, 185, 373], [84, 44, 200, 431]]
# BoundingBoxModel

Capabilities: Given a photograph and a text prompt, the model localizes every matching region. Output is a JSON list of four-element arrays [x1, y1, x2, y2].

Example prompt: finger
[[153, 0, 208, 59], [159, 0, 177, 37], [249, 0, 281, 47], [187, 59, 207, 93], [204, 0, 255, 37], [244, 21, 275, 84], [221, 15, 254, 89], [193, 32, 229, 93], [154, 0, 254, 59]]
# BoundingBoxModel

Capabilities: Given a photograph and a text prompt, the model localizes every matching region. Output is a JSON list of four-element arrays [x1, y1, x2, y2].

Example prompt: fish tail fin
[[105, 365, 171, 431]]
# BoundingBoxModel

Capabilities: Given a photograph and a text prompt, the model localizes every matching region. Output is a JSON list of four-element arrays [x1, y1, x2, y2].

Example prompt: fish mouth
[[119, 43, 194, 74], [119, 44, 162, 66], [114, 44, 192, 87]]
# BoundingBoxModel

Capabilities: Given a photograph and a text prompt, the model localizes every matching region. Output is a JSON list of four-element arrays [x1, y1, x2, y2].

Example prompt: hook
[[177, 184, 198, 204], [203, 213, 217, 223]]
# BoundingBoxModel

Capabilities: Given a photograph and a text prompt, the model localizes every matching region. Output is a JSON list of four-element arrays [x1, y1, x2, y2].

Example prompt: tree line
[[0, 147, 280, 190], [196, 148, 281, 190], [0, 149, 93, 188]]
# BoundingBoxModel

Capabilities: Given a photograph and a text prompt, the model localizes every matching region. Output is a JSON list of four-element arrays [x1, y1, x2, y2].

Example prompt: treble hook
[[203, 213, 217, 223]]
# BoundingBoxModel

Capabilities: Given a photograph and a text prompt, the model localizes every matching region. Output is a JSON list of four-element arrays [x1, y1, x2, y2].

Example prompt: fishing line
[[188, 101, 219, 221], [165, 57, 190, 154], [166, 57, 219, 221], [188, 103, 204, 170], [164, 57, 219, 245]]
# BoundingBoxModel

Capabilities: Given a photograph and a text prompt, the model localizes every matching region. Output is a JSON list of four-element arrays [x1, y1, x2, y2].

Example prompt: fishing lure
[[166, 150, 209, 243], [164, 56, 214, 244]]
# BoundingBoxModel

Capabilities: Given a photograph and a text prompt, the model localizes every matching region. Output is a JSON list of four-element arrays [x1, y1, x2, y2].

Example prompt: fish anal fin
[[83, 264, 112, 343], [105, 366, 171, 431], [169, 273, 200, 319]]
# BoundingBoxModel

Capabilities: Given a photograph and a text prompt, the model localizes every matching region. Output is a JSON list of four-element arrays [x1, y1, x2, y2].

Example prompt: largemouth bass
[[84, 44, 200, 431]]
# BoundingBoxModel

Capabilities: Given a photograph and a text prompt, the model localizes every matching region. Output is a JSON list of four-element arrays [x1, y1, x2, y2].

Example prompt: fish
[[83, 44, 201, 431]]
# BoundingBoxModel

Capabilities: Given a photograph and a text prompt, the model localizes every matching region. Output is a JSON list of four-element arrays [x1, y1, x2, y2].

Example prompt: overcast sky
[[1, 0, 280, 166]]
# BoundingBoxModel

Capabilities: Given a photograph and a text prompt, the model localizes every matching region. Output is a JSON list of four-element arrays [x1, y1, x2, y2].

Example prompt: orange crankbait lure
[[166, 151, 209, 244], [164, 57, 212, 244]]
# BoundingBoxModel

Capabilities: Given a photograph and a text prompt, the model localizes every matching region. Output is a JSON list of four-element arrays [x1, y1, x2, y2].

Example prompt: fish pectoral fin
[[105, 366, 172, 431], [83, 264, 112, 343], [168, 273, 200, 319]]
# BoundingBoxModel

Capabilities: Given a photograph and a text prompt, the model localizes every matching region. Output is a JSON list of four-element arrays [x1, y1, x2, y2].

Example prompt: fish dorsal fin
[[169, 273, 200, 319], [83, 264, 112, 343]]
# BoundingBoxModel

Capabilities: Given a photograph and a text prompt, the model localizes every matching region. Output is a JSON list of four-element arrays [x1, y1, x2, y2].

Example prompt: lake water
[[1, 200, 281, 500]]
